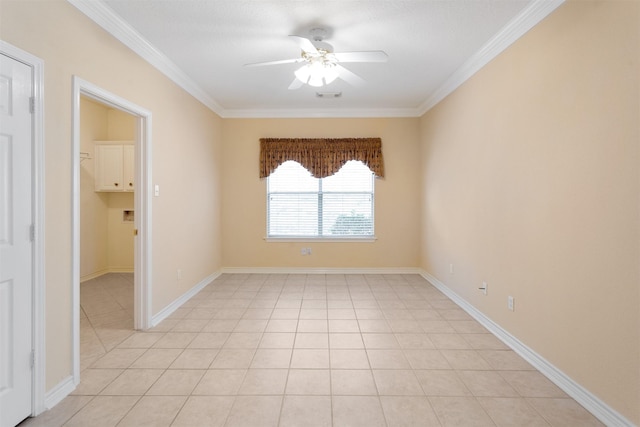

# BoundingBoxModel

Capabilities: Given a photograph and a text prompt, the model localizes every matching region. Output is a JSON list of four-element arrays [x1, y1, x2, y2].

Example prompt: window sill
[[264, 236, 378, 243]]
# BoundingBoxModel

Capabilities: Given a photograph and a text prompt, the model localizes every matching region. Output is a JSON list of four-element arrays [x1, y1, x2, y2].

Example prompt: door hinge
[[29, 97, 35, 114], [30, 350, 35, 368], [29, 224, 35, 242], [133, 229, 138, 236]]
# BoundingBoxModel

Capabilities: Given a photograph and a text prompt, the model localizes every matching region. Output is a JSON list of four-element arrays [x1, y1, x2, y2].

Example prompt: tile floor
[[20, 273, 604, 427]]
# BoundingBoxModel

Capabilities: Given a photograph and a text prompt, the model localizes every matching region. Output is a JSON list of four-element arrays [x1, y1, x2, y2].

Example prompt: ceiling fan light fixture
[[294, 65, 311, 84]]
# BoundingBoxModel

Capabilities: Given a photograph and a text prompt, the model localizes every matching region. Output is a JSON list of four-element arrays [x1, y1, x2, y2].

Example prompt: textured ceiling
[[80, 0, 557, 117]]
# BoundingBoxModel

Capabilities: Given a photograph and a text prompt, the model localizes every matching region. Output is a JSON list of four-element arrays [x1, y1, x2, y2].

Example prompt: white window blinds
[[267, 160, 375, 238]]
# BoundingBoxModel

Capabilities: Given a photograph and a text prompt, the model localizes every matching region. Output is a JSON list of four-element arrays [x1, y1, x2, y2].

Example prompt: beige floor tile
[[18, 395, 93, 427], [211, 349, 255, 369], [395, 333, 436, 349], [238, 369, 288, 394], [71, 369, 123, 395], [367, 349, 411, 369], [259, 332, 295, 348], [331, 369, 378, 395], [225, 395, 283, 427], [332, 396, 387, 427], [527, 398, 604, 426], [478, 397, 551, 426], [130, 348, 182, 369], [171, 319, 209, 332], [479, 349, 535, 370], [224, 332, 262, 349], [117, 332, 163, 349], [291, 349, 330, 368], [241, 308, 273, 319], [356, 308, 385, 319], [429, 396, 496, 426], [280, 395, 332, 427], [448, 320, 488, 334], [458, 370, 519, 397], [169, 348, 218, 369], [250, 348, 292, 368], [440, 350, 493, 370], [327, 308, 356, 319], [100, 369, 163, 395], [271, 308, 300, 319], [408, 309, 442, 320], [265, 319, 298, 332], [330, 349, 370, 369], [362, 333, 400, 349], [233, 319, 268, 332], [146, 369, 204, 395], [499, 371, 568, 398], [380, 396, 442, 427], [294, 332, 329, 348], [202, 319, 239, 332], [329, 333, 365, 349], [187, 332, 229, 348], [286, 369, 330, 395], [297, 319, 328, 333], [462, 333, 509, 350], [172, 396, 234, 427], [328, 319, 360, 332], [429, 333, 473, 349], [90, 348, 146, 369], [358, 319, 392, 333], [63, 395, 139, 427], [192, 369, 246, 395], [420, 320, 457, 333], [152, 332, 197, 349], [404, 349, 451, 370], [415, 370, 471, 396], [117, 395, 186, 426], [373, 369, 424, 396], [300, 308, 328, 319]]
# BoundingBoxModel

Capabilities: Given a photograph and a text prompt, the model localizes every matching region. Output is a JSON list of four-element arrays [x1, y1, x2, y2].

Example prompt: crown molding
[[417, 0, 565, 115], [67, 0, 225, 116], [222, 107, 422, 119], [68, 0, 564, 119]]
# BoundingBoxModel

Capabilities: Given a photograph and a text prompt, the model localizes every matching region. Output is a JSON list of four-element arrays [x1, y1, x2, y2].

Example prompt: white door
[[0, 53, 33, 427]]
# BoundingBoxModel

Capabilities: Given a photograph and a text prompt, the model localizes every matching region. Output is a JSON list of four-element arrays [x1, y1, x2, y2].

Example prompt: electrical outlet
[[301, 248, 307, 255], [508, 296, 515, 311], [306, 247, 312, 255], [479, 281, 488, 295]]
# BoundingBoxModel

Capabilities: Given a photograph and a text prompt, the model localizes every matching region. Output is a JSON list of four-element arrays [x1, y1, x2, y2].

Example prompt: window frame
[[265, 161, 377, 242]]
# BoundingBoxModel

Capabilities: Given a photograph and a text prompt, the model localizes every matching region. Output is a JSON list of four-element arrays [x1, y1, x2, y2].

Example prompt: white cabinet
[[94, 142, 135, 192]]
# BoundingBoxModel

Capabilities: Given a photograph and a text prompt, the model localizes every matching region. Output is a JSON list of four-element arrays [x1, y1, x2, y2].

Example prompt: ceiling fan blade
[[289, 35, 319, 54], [333, 51, 388, 63], [288, 78, 304, 90], [244, 58, 302, 67], [335, 64, 365, 87]]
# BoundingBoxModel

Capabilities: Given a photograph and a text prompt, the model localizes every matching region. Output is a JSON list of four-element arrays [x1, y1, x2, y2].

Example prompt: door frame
[[0, 41, 46, 416], [71, 77, 152, 383]]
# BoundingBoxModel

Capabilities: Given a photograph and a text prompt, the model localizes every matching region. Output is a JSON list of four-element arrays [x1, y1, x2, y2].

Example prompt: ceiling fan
[[245, 28, 388, 90]]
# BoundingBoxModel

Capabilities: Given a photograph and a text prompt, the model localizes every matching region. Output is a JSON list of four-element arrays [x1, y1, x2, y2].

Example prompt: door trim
[[0, 40, 46, 417], [71, 76, 152, 384]]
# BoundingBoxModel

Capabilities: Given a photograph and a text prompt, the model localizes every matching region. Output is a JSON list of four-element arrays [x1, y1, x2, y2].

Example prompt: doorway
[[71, 77, 152, 385], [78, 97, 137, 369]]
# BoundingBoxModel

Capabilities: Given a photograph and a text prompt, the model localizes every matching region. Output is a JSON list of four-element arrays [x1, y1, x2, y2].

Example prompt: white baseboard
[[420, 270, 635, 427], [221, 267, 423, 275], [151, 271, 222, 327], [44, 375, 76, 410]]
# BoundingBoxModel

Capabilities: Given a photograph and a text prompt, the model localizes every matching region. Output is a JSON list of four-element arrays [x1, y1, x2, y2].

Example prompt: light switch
[[154, 184, 160, 197]]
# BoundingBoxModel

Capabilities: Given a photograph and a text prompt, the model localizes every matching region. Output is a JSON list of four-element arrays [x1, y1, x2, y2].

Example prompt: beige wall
[[221, 118, 421, 269], [79, 98, 109, 278], [1, 0, 223, 390], [419, 1, 639, 423]]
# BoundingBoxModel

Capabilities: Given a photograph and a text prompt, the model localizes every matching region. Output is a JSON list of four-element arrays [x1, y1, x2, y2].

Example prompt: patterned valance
[[259, 137, 385, 179]]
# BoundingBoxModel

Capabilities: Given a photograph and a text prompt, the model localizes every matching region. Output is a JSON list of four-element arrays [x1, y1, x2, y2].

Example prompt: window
[[267, 160, 375, 239]]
